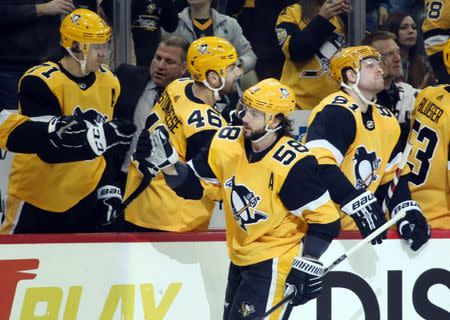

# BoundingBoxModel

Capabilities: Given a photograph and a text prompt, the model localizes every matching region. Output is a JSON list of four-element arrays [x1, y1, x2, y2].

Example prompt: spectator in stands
[[422, 0, 450, 84], [276, 0, 349, 110], [101, 0, 179, 67], [0, 9, 136, 234], [0, 0, 76, 109], [165, 0, 257, 76], [226, 0, 294, 79], [362, 31, 419, 149], [366, 0, 391, 32], [112, 35, 189, 191], [383, 12, 435, 89]]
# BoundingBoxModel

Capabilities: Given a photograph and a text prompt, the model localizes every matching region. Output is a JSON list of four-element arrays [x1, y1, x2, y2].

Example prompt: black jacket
[[113, 63, 151, 121]]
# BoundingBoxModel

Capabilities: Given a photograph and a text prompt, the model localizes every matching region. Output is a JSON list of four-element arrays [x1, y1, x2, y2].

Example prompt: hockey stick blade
[[323, 210, 407, 274]]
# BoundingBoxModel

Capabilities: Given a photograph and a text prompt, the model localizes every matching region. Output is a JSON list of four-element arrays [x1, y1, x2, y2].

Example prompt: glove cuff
[[97, 185, 122, 200], [391, 200, 421, 219], [341, 190, 377, 216], [87, 124, 107, 156], [291, 256, 325, 277]]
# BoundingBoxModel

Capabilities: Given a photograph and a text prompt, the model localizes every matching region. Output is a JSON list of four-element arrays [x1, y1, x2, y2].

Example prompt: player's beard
[[246, 127, 267, 141]]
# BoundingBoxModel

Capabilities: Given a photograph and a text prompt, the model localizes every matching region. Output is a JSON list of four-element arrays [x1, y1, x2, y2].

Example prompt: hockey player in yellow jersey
[[304, 46, 430, 251], [1, 9, 136, 234], [123, 36, 242, 232], [408, 40, 450, 229], [423, 0, 450, 83], [134, 78, 340, 319], [275, 0, 349, 109]]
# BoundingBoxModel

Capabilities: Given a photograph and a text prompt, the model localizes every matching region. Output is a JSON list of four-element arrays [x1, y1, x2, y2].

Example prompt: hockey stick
[[324, 142, 413, 274], [254, 290, 296, 320], [119, 116, 159, 212], [382, 142, 413, 212], [256, 143, 413, 319]]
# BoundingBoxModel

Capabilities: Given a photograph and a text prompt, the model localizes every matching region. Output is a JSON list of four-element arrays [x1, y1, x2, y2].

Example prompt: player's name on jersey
[[416, 97, 444, 124], [160, 93, 182, 133]]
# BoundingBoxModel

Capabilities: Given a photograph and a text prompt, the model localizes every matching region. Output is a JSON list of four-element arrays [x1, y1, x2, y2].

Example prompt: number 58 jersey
[[409, 85, 450, 228], [190, 126, 339, 266]]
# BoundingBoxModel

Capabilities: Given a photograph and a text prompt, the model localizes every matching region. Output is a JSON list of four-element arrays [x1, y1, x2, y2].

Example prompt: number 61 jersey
[[190, 126, 339, 266], [409, 85, 450, 228]]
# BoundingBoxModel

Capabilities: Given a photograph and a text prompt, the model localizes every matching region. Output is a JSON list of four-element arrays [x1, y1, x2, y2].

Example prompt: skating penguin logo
[[239, 301, 255, 317], [225, 176, 268, 231], [197, 44, 209, 55], [73, 106, 108, 125], [353, 146, 381, 189]]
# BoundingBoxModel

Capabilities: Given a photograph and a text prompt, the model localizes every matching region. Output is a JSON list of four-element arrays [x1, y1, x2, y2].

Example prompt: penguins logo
[[197, 44, 209, 55], [71, 14, 81, 24], [225, 176, 268, 231], [353, 146, 381, 189], [239, 301, 256, 317], [280, 87, 289, 99], [73, 106, 108, 125]]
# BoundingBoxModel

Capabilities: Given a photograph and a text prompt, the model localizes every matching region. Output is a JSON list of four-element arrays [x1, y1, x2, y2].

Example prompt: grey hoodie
[[163, 7, 257, 74]]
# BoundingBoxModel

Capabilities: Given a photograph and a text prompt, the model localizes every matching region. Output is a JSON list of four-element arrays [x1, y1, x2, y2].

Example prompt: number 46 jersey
[[124, 78, 225, 231], [409, 85, 450, 228]]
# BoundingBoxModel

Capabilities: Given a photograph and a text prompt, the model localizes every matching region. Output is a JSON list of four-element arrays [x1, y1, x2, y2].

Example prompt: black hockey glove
[[48, 115, 88, 148], [132, 129, 159, 177], [341, 189, 387, 245], [284, 256, 325, 306], [97, 185, 122, 226], [391, 201, 431, 251], [133, 126, 178, 172], [87, 119, 136, 155]]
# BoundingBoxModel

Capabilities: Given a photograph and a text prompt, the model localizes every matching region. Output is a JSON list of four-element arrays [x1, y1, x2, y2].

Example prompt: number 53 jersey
[[190, 126, 339, 266], [409, 85, 450, 228]]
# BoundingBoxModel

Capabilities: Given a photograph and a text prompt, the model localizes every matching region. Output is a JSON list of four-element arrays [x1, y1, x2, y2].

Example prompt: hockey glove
[[132, 129, 159, 177], [87, 119, 136, 155], [48, 115, 88, 148], [133, 126, 178, 170], [341, 189, 387, 245], [391, 201, 431, 251], [97, 185, 123, 226], [285, 256, 325, 306], [150, 126, 178, 169]]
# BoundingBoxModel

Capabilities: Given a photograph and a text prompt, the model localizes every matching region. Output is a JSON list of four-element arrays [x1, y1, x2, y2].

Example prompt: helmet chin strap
[[65, 47, 89, 75], [203, 76, 226, 101], [250, 125, 281, 143], [341, 70, 376, 106]]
